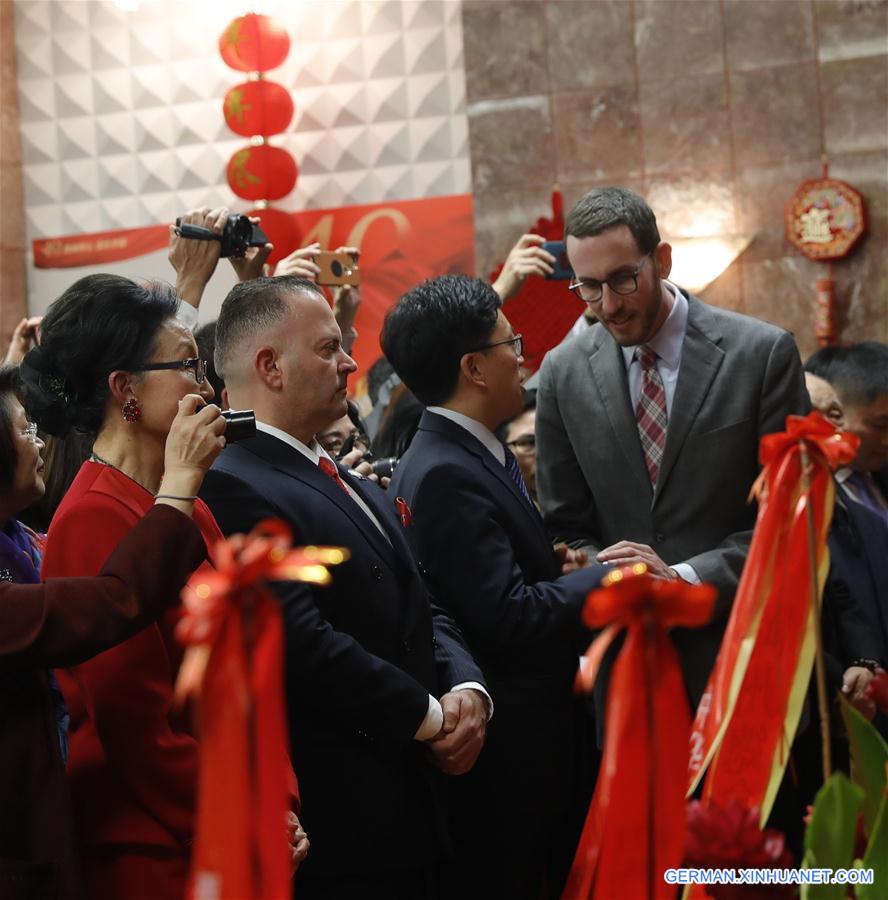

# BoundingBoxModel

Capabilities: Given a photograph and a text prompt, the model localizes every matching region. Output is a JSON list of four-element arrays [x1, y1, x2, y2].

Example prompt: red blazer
[[41, 462, 223, 853], [1, 505, 206, 900]]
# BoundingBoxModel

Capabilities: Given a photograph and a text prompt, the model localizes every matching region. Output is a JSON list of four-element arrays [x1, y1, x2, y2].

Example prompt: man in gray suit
[[536, 187, 810, 709]]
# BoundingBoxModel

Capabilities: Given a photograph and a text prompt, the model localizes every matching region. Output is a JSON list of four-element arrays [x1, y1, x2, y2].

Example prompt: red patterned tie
[[318, 456, 351, 496], [635, 345, 667, 486]]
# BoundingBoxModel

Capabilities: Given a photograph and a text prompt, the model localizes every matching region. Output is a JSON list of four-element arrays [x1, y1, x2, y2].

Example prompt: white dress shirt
[[426, 407, 505, 465]]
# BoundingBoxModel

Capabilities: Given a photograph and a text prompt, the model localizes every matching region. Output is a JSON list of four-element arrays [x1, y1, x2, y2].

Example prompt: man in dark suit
[[382, 274, 608, 900], [199, 276, 490, 900], [804, 348, 888, 689], [536, 186, 810, 715]]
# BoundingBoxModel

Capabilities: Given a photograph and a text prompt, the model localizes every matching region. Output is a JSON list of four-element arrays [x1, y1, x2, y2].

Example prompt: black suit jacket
[[829, 482, 888, 668], [199, 430, 485, 882], [390, 412, 607, 822]]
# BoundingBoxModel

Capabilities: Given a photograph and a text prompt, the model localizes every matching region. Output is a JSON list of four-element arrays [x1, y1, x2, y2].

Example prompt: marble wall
[[463, 0, 888, 358]]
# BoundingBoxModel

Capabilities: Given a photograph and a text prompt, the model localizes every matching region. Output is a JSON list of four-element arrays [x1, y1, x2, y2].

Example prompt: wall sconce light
[[668, 234, 753, 293]]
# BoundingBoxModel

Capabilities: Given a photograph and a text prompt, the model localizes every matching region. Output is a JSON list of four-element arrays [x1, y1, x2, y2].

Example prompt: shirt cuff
[[176, 302, 199, 332], [414, 694, 443, 741], [671, 563, 701, 585], [451, 681, 494, 720]]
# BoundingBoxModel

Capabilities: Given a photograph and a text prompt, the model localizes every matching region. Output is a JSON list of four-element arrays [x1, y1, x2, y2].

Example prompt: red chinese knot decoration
[[785, 177, 866, 261], [219, 14, 291, 73], [220, 13, 298, 263], [784, 170, 867, 347], [224, 81, 294, 138]]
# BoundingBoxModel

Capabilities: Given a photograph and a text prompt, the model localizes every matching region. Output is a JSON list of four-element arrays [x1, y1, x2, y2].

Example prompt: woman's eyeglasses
[[134, 357, 208, 384]]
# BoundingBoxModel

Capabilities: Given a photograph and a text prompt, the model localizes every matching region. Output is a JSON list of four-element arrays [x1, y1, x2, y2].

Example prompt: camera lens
[[221, 409, 256, 443], [331, 260, 343, 277]]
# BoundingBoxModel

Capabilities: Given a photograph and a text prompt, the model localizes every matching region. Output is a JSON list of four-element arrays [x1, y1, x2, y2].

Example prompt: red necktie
[[318, 456, 351, 496], [635, 345, 668, 486]]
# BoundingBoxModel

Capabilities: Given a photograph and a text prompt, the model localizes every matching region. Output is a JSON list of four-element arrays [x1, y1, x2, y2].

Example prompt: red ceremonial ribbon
[[687, 413, 859, 826], [564, 566, 715, 900], [175, 519, 347, 900]]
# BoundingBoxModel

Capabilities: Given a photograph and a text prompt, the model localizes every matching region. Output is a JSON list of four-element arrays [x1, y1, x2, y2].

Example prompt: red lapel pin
[[395, 496, 412, 527]]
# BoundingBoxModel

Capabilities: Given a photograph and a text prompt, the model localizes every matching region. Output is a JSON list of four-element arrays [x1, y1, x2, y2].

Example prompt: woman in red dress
[[22, 274, 236, 899]]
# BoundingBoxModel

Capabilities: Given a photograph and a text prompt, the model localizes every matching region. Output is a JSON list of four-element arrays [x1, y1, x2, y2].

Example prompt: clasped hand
[[426, 690, 488, 776]]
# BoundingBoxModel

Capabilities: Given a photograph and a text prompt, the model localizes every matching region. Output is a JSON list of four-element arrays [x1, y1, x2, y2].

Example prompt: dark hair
[[194, 321, 225, 400], [366, 357, 395, 407], [215, 275, 323, 378], [565, 186, 661, 255], [0, 365, 23, 492], [495, 388, 537, 442], [380, 274, 501, 407], [371, 385, 423, 459], [20, 274, 179, 437], [805, 342, 888, 408]]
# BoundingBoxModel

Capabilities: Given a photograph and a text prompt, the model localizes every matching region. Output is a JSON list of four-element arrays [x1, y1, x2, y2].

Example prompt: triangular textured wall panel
[[15, 0, 470, 240]]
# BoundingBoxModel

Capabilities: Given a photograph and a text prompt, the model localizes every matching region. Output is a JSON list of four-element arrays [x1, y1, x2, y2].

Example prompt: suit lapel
[[241, 433, 403, 574], [420, 411, 550, 542], [343, 469, 420, 573], [587, 333, 651, 496], [655, 295, 724, 503]]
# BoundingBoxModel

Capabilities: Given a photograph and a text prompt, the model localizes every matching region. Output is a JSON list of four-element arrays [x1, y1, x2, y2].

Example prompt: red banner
[[33, 226, 169, 268], [31, 194, 475, 381]]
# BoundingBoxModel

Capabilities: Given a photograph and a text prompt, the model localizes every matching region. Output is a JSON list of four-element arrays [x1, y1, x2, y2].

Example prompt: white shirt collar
[[426, 407, 505, 465], [255, 420, 332, 465], [621, 280, 688, 370]]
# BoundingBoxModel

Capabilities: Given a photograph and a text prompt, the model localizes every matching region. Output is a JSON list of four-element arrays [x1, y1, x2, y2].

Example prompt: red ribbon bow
[[688, 412, 858, 845], [175, 519, 347, 900], [565, 566, 715, 900]]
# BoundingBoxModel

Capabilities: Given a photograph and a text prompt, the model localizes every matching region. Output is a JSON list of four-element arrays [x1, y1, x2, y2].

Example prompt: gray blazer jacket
[[536, 290, 810, 706]]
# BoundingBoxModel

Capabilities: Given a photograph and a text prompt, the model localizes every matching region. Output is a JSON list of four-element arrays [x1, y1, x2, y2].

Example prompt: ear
[[654, 241, 672, 280], [254, 345, 282, 391], [458, 351, 488, 391], [107, 370, 138, 404]]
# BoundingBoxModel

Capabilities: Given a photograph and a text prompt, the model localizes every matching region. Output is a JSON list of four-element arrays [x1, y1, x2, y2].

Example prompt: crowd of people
[[2, 186, 886, 900]]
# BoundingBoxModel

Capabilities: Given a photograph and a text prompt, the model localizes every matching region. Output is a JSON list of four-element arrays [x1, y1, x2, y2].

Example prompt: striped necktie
[[503, 445, 534, 506], [635, 345, 668, 486]]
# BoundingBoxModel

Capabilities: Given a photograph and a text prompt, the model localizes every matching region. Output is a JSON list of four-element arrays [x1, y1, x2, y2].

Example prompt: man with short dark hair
[[383, 274, 608, 900], [536, 186, 810, 714], [200, 275, 490, 900], [806, 341, 888, 515]]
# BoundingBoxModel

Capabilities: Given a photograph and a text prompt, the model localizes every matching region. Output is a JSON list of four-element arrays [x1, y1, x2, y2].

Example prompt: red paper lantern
[[224, 81, 294, 137], [226, 145, 298, 202], [219, 13, 291, 73], [246, 207, 298, 266]]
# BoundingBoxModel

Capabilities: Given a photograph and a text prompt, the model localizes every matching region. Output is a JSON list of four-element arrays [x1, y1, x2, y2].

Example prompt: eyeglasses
[[568, 255, 652, 304], [506, 434, 535, 453], [135, 357, 208, 384], [21, 422, 39, 443], [470, 334, 524, 357]]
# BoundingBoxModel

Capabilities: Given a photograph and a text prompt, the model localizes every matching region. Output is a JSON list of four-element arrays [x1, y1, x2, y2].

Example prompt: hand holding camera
[[170, 207, 272, 309], [158, 395, 228, 506]]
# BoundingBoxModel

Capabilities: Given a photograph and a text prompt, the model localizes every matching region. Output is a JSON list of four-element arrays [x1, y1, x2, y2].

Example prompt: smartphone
[[541, 240, 573, 280], [316, 251, 360, 287]]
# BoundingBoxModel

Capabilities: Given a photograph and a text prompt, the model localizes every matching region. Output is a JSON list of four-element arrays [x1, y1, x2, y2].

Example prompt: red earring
[[122, 398, 142, 423]]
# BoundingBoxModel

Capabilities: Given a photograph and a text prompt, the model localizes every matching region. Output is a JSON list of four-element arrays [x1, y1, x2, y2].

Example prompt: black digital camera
[[174, 214, 269, 259], [221, 408, 256, 442]]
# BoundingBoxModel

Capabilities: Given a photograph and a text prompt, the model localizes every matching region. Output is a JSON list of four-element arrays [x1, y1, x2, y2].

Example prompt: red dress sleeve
[[42, 482, 198, 848]]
